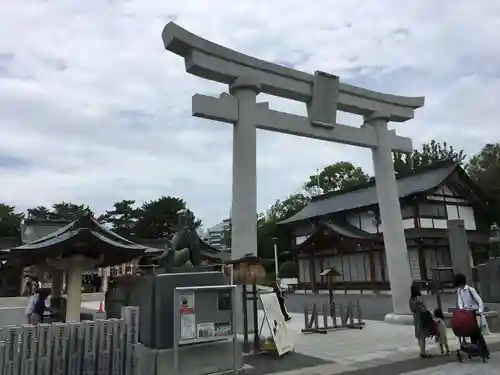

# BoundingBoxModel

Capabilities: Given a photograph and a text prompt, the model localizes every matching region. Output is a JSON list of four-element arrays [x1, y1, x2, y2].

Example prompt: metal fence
[[0, 306, 139, 375], [302, 301, 365, 334]]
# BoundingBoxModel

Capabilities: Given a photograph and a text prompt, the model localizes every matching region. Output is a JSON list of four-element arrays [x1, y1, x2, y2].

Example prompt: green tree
[[0, 203, 24, 237], [134, 196, 201, 239], [257, 162, 368, 259], [99, 200, 140, 238], [279, 260, 299, 278], [467, 143, 500, 225], [222, 225, 231, 249], [50, 202, 92, 221], [257, 193, 309, 259], [26, 206, 51, 220], [266, 193, 310, 222], [304, 162, 370, 195], [393, 140, 466, 175]]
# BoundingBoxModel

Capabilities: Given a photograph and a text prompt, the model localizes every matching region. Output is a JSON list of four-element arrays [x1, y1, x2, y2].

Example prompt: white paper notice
[[180, 314, 196, 340]]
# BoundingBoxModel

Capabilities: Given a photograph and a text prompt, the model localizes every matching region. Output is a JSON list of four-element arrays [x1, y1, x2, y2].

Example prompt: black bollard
[[242, 287, 249, 348], [322, 304, 329, 329], [252, 282, 260, 352], [303, 305, 310, 329]]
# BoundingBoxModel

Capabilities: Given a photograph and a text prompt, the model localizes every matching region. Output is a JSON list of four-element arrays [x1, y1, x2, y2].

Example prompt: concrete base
[[384, 313, 414, 325], [137, 340, 243, 375]]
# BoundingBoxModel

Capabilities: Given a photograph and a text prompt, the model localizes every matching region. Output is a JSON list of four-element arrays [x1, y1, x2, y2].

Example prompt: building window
[[401, 205, 414, 219], [419, 203, 447, 218]]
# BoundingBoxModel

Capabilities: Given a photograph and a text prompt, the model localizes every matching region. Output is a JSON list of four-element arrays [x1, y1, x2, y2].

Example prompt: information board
[[173, 285, 238, 375], [179, 292, 196, 340], [259, 292, 294, 356], [177, 289, 234, 343]]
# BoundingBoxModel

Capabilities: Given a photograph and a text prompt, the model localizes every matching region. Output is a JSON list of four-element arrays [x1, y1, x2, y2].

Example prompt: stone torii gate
[[162, 22, 425, 324]]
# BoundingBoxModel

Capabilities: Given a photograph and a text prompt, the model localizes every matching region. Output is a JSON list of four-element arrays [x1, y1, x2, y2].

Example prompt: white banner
[[259, 292, 294, 356]]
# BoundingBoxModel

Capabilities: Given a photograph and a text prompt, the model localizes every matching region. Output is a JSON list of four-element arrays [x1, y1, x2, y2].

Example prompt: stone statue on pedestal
[[154, 209, 225, 273]]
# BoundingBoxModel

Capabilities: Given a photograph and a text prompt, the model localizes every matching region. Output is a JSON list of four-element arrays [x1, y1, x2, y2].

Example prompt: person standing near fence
[[273, 278, 291, 322], [29, 288, 50, 325], [25, 289, 38, 323]]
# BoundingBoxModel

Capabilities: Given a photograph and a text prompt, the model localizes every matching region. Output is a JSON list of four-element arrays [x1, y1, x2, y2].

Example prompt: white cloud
[[1, 0, 499, 227]]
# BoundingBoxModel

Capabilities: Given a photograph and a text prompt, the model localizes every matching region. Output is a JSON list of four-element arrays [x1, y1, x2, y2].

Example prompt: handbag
[[452, 288, 482, 337], [451, 309, 476, 337], [480, 314, 491, 336]]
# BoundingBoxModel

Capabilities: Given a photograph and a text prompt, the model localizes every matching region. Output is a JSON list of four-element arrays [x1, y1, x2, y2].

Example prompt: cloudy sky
[[1, 1, 499, 229]]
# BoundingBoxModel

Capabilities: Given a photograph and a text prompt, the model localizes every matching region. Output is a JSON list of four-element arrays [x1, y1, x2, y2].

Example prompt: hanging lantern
[[224, 253, 266, 285]]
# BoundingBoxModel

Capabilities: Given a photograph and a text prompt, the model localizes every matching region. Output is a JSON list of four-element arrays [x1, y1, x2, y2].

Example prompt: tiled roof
[[281, 162, 458, 224]]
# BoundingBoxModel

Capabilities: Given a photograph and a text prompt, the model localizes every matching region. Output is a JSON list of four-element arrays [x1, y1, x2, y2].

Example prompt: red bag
[[451, 309, 476, 337]]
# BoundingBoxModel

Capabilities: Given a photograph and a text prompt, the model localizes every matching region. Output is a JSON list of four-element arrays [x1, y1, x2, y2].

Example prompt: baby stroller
[[451, 309, 489, 363]]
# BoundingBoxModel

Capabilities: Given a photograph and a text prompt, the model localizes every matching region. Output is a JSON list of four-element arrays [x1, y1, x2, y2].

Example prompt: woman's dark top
[[409, 296, 433, 339]]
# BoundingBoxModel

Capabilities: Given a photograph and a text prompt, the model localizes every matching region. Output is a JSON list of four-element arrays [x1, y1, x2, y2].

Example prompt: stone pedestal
[[478, 259, 500, 303], [137, 340, 242, 375], [47, 255, 103, 322], [448, 219, 474, 286], [384, 313, 414, 326]]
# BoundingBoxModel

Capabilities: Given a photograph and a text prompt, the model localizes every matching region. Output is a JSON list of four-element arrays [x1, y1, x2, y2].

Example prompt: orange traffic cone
[[98, 301, 104, 313]]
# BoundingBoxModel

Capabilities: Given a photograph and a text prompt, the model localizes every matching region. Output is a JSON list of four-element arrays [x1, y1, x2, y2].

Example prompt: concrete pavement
[[242, 309, 500, 375], [398, 353, 499, 375]]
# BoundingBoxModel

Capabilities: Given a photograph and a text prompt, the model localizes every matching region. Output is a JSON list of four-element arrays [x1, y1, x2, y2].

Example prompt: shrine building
[[280, 161, 492, 291]]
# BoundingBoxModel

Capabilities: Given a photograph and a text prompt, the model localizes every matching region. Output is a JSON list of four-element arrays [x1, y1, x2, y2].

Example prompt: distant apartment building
[[203, 218, 231, 252]]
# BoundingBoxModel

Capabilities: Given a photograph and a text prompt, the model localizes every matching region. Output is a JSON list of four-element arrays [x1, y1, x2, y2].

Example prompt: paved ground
[[397, 353, 499, 375], [245, 352, 332, 375], [326, 347, 500, 375], [236, 306, 500, 375], [243, 327, 500, 375]]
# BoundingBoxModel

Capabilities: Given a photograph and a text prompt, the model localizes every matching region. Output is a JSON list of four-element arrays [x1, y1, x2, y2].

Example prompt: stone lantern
[[490, 224, 500, 259]]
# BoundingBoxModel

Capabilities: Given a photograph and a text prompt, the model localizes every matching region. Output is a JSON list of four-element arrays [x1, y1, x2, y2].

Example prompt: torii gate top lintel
[[162, 21, 425, 123]]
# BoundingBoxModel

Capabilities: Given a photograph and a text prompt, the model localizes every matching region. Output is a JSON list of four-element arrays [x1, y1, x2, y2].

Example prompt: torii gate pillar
[[162, 22, 425, 325], [229, 78, 261, 263]]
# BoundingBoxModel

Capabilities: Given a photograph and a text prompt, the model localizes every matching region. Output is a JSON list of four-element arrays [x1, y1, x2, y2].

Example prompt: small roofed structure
[[2, 211, 147, 322]]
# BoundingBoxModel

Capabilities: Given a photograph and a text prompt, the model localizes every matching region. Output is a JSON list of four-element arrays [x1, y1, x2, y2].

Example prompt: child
[[434, 308, 450, 355]]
